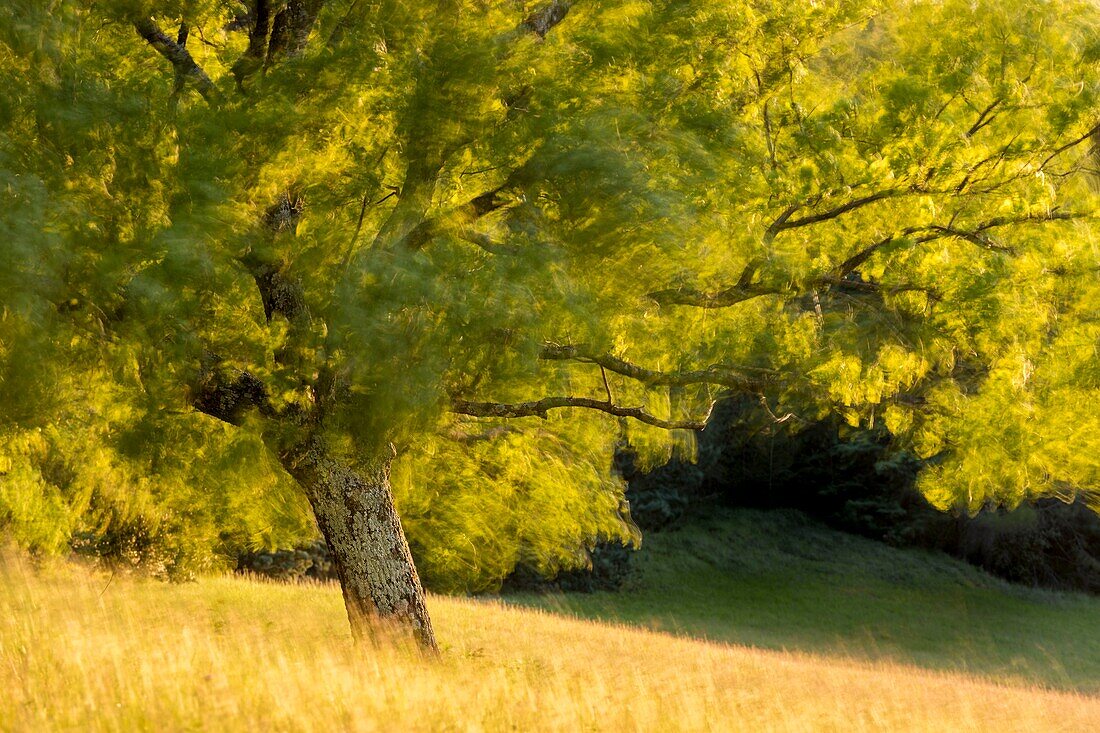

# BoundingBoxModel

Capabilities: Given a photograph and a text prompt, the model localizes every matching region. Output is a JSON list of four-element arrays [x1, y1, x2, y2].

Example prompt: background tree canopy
[[1, 0, 1098, 617]]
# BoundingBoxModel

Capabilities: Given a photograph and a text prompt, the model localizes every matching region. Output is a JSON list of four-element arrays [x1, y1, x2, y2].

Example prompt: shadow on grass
[[500, 507, 1100, 693]]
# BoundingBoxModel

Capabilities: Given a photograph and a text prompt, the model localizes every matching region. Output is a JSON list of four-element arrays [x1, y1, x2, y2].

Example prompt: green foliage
[[0, 0, 1098, 582], [0, 414, 314, 578], [392, 415, 637, 592]]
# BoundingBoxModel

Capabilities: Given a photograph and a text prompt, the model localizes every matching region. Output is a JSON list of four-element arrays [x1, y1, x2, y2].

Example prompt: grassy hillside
[[3, 509, 1100, 731], [511, 507, 1100, 692]]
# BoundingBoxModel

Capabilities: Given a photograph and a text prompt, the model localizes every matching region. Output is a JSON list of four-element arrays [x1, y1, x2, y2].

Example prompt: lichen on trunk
[[278, 434, 437, 652]]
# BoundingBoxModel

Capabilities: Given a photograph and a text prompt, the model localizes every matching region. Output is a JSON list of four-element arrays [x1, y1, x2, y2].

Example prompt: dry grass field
[[2, 544, 1099, 733]]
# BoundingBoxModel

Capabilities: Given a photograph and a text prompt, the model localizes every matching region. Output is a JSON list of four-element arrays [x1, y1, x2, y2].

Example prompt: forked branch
[[134, 18, 220, 103], [655, 210, 1083, 310]]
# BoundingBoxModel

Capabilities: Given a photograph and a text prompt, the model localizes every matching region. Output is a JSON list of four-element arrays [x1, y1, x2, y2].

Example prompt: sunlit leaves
[[1, 0, 1099, 583]]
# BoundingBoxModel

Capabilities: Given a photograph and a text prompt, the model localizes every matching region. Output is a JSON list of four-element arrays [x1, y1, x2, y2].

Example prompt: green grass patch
[[505, 507, 1100, 692]]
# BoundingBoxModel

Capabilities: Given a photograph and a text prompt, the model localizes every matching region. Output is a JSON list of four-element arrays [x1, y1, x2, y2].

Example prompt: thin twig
[[600, 365, 613, 403]]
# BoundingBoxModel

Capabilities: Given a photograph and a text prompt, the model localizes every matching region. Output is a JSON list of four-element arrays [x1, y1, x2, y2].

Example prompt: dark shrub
[[502, 540, 635, 593], [695, 397, 1100, 594], [71, 509, 196, 581], [928, 500, 1100, 593], [237, 540, 338, 582]]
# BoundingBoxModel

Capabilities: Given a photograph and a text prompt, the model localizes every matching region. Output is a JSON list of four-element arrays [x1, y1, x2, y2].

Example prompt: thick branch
[[458, 163, 532, 221], [770, 189, 902, 234], [833, 229, 936, 279], [455, 227, 521, 256], [973, 210, 1079, 231], [469, 184, 513, 218], [649, 258, 776, 308], [268, 0, 327, 64], [229, 0, 327, 86], [238, 254, 310, 324], [1038, 122, 1100, 171], [373, 164, 531, 257], [836, 212, 1079, 276], [191, 358, 276, 425], [815, 276, 942, 301], [231, 0, 273, 87], [133, 18, 219, 102], [238, 193, 311, 324], [523, 0, 572, 38], [452, 397, 713, 430]]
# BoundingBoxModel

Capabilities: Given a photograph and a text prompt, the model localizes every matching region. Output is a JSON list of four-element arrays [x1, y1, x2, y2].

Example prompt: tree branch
[[379, 164, 531, 256], [655, 210, 1083, 310], [927, 224, 1013, 253], [133, 18, 219, 103], [815, 276, 942, 301], [973, 210, 1080, 231], [231, 0, 273, 88], [451, 396, 714, 430], [239, 193, 311, 325], [267, 0, 327, 64], [191, 357, 277, 425], [539, 344, 775, 390], [454, 227, 521, 256], [229, 1, 327, 88], [1038, 122, 1100, 172], [770, 189, 902, 234], [648, 283, 785, 309], [832, 229, 937, 279], [965, 97, 1003, 138], [238, 254, 310, 324], [523, 0, 572, 38]]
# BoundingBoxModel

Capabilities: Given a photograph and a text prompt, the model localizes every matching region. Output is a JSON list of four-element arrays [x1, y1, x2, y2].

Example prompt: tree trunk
[[278, 435, 438, 652]]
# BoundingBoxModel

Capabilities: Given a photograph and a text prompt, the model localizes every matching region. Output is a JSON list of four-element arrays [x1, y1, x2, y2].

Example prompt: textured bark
[[133, 18, 219, 103], [523, 0, 572, 38], [232, 0, 274, 87], [191, 359, 275, 424], [268, 0, 327, 62], [279, 435, 438, 652]]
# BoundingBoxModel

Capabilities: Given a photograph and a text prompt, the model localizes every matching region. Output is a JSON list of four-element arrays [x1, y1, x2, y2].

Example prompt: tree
[[2, 0, 1099, 650]]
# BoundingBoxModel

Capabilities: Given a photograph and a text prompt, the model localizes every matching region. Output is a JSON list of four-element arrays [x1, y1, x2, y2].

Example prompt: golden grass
[[1, 554, 1097, 732]]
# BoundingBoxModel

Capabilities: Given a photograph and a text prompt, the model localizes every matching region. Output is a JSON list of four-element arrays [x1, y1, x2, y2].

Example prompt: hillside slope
[[4, 509, 1100, 731], [508, 507, 1100, 692]]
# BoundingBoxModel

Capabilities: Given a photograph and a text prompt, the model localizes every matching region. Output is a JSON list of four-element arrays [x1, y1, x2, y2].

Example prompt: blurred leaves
[[0, 0, 1098, 582]]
